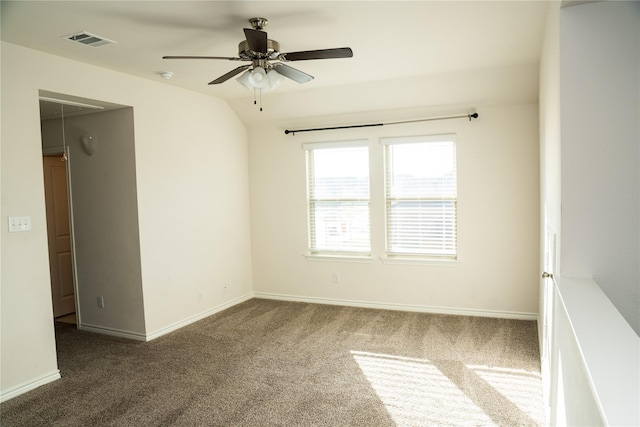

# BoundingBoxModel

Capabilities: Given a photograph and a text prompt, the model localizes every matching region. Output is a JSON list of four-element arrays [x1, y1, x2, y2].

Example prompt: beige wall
[[1, 44, 60, 399], [1, 41, 253, 398], [248, 99, 540, 316]]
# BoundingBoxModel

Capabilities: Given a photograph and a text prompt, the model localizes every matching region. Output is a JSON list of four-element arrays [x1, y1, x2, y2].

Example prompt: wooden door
[[43, 155, 75, 317]]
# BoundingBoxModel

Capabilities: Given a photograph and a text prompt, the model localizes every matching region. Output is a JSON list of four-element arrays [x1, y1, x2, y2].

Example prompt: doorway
[[40, 96, 81, 327], [39, 90, 129, 328]]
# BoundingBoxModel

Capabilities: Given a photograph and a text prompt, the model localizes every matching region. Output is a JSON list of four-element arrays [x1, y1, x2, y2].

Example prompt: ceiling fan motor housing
[[238, 39, 280, 60]]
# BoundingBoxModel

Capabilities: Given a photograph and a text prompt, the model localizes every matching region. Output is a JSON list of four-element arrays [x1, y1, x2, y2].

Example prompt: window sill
[[380, 256, 459, 266], [304, 254, 375, 263]]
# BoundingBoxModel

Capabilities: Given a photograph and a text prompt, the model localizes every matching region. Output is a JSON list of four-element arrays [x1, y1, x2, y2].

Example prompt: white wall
[[249, 95, 540, 316], [0, 41, 253, 398], [539, 2, 640, 425], [560, 1, 640, 333]]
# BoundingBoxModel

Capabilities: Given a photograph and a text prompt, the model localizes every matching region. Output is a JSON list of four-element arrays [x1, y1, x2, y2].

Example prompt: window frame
[[381, 134, 458, 261], [304, 140, 372, 259]]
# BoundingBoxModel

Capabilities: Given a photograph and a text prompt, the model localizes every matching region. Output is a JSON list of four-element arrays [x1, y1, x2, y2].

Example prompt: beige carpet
[[1, 298, 544, 426]]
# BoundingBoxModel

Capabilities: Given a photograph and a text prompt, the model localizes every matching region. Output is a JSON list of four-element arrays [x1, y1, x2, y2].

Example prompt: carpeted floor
[[1, 299, 544, 426]]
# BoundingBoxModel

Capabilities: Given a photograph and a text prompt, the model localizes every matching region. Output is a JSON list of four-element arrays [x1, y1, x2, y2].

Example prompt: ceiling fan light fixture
[[237, 67, 283, 92], [248, 66, 267, 88], [266, 69, 284, 90], [236, 70, 252, 90]]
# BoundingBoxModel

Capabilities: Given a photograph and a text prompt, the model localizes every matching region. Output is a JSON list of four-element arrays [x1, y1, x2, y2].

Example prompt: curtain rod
[[284, 112, 478, 135]]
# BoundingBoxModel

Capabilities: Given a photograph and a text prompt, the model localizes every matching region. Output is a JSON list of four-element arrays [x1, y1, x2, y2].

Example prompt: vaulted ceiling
[[1, 1, 549, 125]]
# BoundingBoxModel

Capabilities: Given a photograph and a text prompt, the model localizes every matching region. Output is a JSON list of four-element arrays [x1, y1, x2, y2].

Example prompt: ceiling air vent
[[63, 31, 116, 47]]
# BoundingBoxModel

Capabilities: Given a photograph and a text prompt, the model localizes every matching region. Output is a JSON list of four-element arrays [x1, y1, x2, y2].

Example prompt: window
[[305, 141, 370, 256], [382, 135, 457, 259]]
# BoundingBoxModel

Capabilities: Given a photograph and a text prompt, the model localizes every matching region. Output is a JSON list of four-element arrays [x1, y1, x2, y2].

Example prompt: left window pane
[[306, 144, 370, 255]]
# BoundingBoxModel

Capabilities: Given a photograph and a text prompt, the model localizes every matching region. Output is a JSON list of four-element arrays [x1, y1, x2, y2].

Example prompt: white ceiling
[[1, 1, 549, 124]]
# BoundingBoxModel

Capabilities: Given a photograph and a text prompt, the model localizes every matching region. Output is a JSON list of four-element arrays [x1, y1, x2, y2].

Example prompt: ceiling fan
[[163, 17, 353, 89]]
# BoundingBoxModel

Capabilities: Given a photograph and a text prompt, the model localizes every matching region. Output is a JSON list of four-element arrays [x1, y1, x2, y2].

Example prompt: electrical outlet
[[197, 292, 203, 302], [97, 296, 104, 308]]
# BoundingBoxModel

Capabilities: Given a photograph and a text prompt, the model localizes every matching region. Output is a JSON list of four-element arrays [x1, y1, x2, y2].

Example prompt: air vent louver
[[63, 32, 116, 47]]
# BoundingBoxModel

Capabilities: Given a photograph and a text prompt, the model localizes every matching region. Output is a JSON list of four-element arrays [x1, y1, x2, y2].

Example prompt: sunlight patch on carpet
[[467, 364, 544, 425], [351, 350, 493, 426]]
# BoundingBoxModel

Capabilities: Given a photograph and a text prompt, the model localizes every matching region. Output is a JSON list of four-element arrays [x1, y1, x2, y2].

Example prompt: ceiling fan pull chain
[[259, 89, 263, 112], [60, 105, 68, 162]]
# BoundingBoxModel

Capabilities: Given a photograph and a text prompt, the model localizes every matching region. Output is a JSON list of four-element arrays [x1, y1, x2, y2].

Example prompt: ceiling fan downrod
[[249, 17, 268, 30]]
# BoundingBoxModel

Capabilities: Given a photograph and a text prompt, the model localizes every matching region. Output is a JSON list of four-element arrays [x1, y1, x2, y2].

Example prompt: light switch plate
[[8, 216, 32, 232]]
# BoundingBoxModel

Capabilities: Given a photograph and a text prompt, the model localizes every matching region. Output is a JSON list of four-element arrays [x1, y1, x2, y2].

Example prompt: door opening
[[39, 90, 133, 332], [40, 92, 109, 328]]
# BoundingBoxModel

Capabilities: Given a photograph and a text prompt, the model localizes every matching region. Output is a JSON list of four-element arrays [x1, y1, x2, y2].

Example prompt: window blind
[[305, 143, 370, 255], [382, 135, 457, 258]]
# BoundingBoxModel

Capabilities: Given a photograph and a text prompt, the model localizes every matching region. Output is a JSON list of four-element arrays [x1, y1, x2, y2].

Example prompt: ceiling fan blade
[[272, 63, 314, 84], [243, 28, 268, 54], [281, 47, 353, 61], [209, 65, 251, 85], [163, 55, 240, 60]]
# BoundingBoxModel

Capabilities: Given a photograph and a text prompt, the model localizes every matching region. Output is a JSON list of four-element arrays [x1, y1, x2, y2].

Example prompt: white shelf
[[556, 277, 640, 426]]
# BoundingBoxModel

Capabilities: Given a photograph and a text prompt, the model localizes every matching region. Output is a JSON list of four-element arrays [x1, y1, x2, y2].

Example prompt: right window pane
[[383, 135, 457, 258]]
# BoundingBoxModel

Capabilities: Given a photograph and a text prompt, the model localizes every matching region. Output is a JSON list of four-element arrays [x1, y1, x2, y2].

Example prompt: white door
[[540, 210, 558, 421]]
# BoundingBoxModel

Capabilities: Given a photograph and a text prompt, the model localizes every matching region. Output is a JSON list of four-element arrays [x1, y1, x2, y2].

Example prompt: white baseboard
[[0, 370, 61, 403], [79, 323, 147, 341], [145, 292, 254, 341], [253, 292, 538, 320]]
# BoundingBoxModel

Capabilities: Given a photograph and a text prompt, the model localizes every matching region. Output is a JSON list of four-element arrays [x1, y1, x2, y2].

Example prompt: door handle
[[541, 272, 553, 279]]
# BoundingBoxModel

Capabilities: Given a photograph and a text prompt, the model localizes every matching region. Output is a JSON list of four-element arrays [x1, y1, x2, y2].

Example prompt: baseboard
[[0, 370, 61, 403], [253, 292, 538, 320], [79, 323, 147, 341], [79, 293, 254, 342], [145, 292, 254, 341]]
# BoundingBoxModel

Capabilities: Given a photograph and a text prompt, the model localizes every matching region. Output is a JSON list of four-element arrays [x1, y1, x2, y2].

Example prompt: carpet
[[1, 298, 544, 426]]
